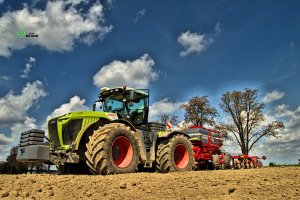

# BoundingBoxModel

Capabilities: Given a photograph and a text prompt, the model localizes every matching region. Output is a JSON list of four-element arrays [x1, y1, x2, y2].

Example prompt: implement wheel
[[212, 155, 220, 170], [85, 123, 139, 175], [224, 154, 231, 169], [156, 135, 194, 173]]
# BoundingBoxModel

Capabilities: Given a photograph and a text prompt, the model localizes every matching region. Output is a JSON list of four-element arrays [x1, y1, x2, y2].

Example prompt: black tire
[[212, 155, 220, 170], [224, 154, 231, 169], [156, 135, 194, 173], [85, 123, 140, 175]]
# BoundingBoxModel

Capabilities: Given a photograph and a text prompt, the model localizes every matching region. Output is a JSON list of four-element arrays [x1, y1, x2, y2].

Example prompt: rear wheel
[[85, 123, 140, 175], [156, 135, 194, 173]]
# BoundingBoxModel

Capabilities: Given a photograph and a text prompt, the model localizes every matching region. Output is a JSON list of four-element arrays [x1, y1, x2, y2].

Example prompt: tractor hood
[[55, 111, 119, 121]]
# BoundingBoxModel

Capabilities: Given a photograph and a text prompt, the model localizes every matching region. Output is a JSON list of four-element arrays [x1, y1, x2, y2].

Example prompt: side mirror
[[129, 90, 135, 100]]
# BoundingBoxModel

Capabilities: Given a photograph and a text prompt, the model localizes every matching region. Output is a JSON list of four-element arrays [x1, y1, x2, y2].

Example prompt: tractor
[[17, 86, 194, 174]]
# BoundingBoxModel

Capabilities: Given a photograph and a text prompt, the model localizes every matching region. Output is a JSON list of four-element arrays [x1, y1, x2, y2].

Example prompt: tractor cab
[[96, 86, 149, 126]]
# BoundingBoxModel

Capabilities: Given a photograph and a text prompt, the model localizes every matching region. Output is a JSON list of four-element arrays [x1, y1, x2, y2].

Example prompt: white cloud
[[93, 54, 158, 88], [0, 81, 45, 161], [0, 76, 10, 81], [0, 133, 12, 145], [274, 104, 294, 118], [44, 96, 88, 128], [0, 80, 46, 124], [21, 56, 36, 78], [214, 22, 221, 33], [178, 31, 213, 57], [134, 9, 146, 24], [149, 98, 181, 121], [0, 116, 37, 161], [29, 56, 36, 62], [262, 89, 285, 104], [66, 0, 87, 5], [0, 0, 112, 57], [0, 0, 4, 4], [259, 104, 300, 164]]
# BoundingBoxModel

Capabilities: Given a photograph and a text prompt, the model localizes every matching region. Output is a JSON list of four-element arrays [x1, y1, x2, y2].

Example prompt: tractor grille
[[48, 118, 60, 147], [62, 119, 83, 145]]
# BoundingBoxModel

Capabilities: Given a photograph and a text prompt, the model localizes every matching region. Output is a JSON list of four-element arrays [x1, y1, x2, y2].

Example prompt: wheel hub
[[111, 136, 133, 168], [174, 144, 189, 169]]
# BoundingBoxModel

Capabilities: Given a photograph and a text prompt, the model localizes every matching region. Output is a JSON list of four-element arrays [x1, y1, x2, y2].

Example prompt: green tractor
[[17, 86, 194, 174]]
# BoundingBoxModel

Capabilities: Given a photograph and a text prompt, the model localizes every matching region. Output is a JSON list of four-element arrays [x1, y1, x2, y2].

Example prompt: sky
[[0, 0, 299, 164]]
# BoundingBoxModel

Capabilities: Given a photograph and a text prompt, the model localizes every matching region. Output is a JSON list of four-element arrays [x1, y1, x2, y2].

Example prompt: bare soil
[[0, 167, 299, 200]]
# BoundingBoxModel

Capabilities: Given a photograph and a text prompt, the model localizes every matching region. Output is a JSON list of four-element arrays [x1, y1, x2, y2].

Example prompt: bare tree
[[180, 96, 218, 126], [157, 114, 178, 125], [218, 88, 284, 155]]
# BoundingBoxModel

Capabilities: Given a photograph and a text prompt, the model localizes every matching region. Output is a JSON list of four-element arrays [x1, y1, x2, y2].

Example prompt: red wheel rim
[[174, 144, 189, 169], [112, 136, 133, 168]]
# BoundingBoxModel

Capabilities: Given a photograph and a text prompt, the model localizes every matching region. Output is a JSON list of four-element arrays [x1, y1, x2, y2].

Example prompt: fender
[[74, 118, 110, 150], [111, 119, 137, 132], [157, 130, 191, 139]]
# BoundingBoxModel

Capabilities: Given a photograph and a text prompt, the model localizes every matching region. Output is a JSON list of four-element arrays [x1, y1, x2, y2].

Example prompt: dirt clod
[[228, 187, 237, 194], [120, 181, 127, 189], [30, 179, 37, 183], [1, 191, 9, 197], [47, 190, 54, 197]]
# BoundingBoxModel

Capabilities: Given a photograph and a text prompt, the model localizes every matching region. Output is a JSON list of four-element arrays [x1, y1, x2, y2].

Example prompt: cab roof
[[99, 86, 148, 99]]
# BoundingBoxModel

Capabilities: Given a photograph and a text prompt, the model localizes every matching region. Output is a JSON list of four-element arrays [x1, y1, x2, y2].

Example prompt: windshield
[[103, 95, 125, 113], [102, 89, 149, 125]]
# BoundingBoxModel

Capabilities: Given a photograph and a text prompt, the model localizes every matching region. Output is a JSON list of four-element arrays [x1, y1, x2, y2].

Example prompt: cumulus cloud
[[134, 9, 146, 24], [21, 56, 36, 78], [274, 104, 294, 118], [0, 80, 46, 124], [0, 81, 45, 161], [47, 96, 88, 119], [262, 90, 285, 104], [44, 96, 88, 128], [93, 54, 158, 88], [178, 31, 213, 57], [0, 0, 112, 57], [0, 116, 38, 161], [149, 98, 182, 121], [259, 104, 300, 163]]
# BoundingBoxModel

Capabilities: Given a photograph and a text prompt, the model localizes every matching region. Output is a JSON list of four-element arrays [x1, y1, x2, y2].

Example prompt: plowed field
[[0, 167, 299, 200]]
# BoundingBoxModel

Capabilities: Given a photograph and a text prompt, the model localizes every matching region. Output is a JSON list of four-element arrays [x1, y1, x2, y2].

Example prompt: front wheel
[[85, 123, 140, 175], [156, 135, 194, 173]]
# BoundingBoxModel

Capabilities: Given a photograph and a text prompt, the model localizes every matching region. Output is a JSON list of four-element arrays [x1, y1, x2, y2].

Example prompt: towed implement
[[185, 126, 266, 170], [17, 86, 195, 174]]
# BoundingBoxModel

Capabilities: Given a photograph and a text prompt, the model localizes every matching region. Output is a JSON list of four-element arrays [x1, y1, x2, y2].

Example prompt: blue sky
[[0, 0, 299, 164]]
